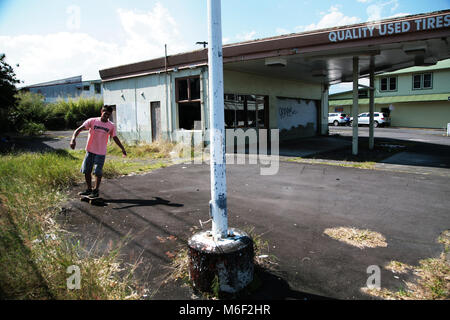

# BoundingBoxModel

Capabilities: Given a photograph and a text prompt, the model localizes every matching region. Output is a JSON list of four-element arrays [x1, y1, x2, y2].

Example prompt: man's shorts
[[80, 152, 106, 176]]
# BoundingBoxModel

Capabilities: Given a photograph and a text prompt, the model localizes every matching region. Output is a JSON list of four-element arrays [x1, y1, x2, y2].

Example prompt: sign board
[[328, 14, 450, 43]]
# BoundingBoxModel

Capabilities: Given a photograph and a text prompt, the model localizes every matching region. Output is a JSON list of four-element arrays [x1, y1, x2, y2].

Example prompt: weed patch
[[324, 227, 388, 249]]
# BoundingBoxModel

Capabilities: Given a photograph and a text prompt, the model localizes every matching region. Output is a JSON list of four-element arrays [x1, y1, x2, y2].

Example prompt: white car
[[349, 112, 390, 127], [328, 113, 350, 126]]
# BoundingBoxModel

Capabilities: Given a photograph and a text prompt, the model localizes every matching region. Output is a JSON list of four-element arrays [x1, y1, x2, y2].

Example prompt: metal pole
[[352, 56, 359, 156], [207, 0, 228, 239], [369, 56, 375, 150]]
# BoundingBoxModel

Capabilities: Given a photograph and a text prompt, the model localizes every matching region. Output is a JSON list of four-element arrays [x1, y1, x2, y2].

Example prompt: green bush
[[10, 92, 104, 132], [47, 97, 103, 129], [9, 92, 48, 130], [19, 121, 46, 136]]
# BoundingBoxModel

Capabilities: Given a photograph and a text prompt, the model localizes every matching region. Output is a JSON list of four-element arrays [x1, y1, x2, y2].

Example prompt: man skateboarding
[[70, 105, 127, 199]]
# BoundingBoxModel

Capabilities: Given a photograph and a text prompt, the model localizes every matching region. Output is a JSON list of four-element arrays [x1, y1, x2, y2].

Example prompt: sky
[[1, 0, 449, 93]]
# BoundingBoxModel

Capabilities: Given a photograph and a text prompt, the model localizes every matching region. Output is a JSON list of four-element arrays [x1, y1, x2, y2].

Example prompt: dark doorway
[[151, 101, 161, 142]]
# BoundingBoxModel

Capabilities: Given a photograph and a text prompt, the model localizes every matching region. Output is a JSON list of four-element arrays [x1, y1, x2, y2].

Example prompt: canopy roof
[[100, 10, 450, 86]]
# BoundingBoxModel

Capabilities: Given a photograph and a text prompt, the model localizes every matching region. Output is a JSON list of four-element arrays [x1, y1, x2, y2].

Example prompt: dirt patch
[[324, 227, 388, 249]]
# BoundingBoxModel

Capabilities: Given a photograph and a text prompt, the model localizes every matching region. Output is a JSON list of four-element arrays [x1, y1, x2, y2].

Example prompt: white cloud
[[366, 0, 402, 21], [295, 6, 361, 32], [0, 3, 190, 86], [235, 31, 258, 42]]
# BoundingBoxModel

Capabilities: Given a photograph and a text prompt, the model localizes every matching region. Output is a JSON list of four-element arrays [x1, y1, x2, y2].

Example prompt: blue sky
[[1, 0, 449, 92]]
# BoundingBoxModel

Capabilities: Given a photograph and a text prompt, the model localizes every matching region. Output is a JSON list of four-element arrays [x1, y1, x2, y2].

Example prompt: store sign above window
[[328, 14, 450, 43]]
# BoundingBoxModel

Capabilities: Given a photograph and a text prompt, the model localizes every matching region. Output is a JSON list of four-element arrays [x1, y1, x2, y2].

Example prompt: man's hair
[[102, 105, 114, 113]]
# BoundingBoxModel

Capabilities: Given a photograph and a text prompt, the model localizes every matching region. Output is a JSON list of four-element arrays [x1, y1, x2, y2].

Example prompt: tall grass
[[7, 92, 104, 134], [47, 97, 103, 129], [0, 150, 140, 299]]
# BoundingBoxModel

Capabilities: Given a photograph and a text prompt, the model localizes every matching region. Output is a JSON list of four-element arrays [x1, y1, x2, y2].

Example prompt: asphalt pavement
[[60, 157, 450, 300]]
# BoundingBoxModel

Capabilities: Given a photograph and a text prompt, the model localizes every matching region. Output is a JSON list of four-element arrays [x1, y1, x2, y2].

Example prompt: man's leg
[[85, 172, 93, 190], [80, 152, 94, 195], [92, 154, 106, 197], [94, 175, 102, 191]]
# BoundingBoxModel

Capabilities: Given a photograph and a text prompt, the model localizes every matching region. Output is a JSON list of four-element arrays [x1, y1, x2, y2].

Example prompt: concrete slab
[[279, 136, 351, 157], [60, 159, 450, 300], [381, 151, 450, 168]]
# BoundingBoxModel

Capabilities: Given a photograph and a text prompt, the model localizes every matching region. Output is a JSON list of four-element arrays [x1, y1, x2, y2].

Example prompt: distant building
[[22, 75, 103, 103], [329, 59, 450, 129]]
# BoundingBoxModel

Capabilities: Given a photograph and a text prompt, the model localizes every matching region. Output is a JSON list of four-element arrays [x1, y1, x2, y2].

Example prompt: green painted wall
[[376, 68, 450, 97], [329, 101, 450, 129], [388, 101, 450, 129]]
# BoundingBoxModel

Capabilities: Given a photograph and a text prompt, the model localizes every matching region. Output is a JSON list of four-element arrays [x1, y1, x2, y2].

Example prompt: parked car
[[349, 112, 390, 127], [328, 113, 350, 126]]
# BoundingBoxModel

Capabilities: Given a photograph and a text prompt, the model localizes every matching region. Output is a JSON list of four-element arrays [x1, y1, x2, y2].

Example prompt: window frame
[[379, 76, 398, 92], [224, 93, 269, 129], [412, 72, 433, 90], [175, 76, 201, 103]]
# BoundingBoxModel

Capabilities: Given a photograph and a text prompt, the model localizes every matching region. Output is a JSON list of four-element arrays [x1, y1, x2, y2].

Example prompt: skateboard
[[80, 195, 106, 206]]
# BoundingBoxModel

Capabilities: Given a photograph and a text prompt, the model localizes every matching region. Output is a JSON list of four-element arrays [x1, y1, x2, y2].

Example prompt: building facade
[[23, 76, 103, 103], [100, 10, 450, 145], [329, 59, 450, 129], [101, 65, 326, 145]]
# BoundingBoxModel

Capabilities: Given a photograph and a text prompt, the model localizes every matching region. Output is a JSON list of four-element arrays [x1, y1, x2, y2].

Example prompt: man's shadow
[[105, 197, 184, 210]]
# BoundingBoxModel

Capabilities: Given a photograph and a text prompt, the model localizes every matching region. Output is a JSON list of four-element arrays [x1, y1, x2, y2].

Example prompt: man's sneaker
[[90, 189, 100, 198], [78, 189, 93, 196]]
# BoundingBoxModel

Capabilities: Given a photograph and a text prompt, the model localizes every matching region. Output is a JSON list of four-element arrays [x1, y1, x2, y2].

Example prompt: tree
[[0, 53, 20, 110], [0, 54, 20, 132]]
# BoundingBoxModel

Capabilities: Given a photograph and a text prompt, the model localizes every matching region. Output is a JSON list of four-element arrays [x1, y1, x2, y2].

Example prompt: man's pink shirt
[[82, 117, 116, 156]]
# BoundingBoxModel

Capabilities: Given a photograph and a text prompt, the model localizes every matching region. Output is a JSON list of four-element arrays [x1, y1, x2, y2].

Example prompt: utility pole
[[187, 0, 254, 295], [208, 0, 228, 240]]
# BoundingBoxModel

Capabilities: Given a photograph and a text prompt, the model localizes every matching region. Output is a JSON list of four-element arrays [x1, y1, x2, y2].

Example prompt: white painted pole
[[369, 56, 375, 150], [352, 56, 359, 156], [207, 0, 228, 239]]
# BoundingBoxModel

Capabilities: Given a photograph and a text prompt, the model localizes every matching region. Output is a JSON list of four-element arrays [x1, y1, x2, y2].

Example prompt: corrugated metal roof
[[329, 93, 450, 106]]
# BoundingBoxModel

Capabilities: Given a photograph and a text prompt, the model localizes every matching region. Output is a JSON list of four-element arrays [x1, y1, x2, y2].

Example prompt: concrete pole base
[[188, 228, 254, 294]]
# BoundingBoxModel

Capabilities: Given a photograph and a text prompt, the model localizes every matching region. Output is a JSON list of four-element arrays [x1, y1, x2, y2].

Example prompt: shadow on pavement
[[243, 266, 332, 300], [0, 134, 58, 153], [106, 197, 184, 210], [285, 135, 450, 169]]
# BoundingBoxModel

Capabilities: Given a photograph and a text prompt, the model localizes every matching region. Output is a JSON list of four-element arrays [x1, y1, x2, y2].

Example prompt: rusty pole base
[[188, 228, 254, 294]]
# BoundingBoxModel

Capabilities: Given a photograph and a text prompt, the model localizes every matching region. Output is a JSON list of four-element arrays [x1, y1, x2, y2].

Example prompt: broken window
[[176, 76, 201, 130], [178, 102, 201, 130], [176, 76, 201, 102], [224, 94, 268, 129]]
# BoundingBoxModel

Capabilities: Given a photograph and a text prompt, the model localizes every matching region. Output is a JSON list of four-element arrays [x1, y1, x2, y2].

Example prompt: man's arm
[[113, 136, 127, 157], [70, 125, 87, 149]]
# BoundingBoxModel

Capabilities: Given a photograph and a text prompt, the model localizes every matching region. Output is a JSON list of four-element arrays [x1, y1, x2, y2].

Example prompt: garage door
[[277, 97, 318, 140]]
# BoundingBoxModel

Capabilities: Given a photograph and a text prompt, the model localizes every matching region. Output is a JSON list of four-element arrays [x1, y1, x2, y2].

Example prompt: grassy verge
[[0, 146, 171, 299], [288, 157, 377, 170], [361, 230, 449, 300]]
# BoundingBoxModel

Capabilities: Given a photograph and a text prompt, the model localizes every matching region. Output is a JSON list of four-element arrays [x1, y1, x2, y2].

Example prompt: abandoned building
[[99, 10, 450, 150]]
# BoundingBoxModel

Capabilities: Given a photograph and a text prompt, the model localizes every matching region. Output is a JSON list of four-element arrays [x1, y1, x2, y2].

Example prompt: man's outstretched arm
[[70, 125, 87, 149], [113, 136, 127, 157]]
